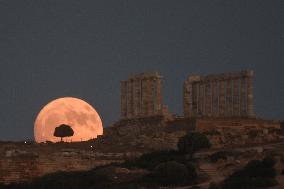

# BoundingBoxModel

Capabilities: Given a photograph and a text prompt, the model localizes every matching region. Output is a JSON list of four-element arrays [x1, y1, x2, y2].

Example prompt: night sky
[[0, 0, 283, 141]]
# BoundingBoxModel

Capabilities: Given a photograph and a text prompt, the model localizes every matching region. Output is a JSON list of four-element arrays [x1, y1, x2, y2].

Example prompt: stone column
[[192, 82, 198, 116], [183, 79, 190, 117], [185, 75, 201, 117], [219, 79, 225, 116], [144, 78, 152, 116], [247, 71, 255, 117], [203, 81, 207, 116], [203, 82, 206, 115], [202, 82, 206, 116], [233, 79, 240, 116], [149, 78, 155, 116], [127, 79, 134, 118], [155, 77, 162, 115], [198, 82, 204, 116], [211, 80, 217, 116], [240, 77, 247, 117], [141, 78, 148, 116], [205, 81, 211, 116], [133, 78, 141, 117], [226, 79, 232, 117], [120, 81, 128, 118]]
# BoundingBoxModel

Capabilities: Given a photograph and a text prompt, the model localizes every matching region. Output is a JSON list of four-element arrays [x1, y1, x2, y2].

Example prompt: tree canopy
[[223, 157, 277, 189], [53, 124, 74, 142], [177, 132, 211, 158]]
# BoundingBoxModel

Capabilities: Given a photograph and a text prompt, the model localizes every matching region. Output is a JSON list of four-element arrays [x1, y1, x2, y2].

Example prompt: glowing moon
[[34, 97, 103, 143]]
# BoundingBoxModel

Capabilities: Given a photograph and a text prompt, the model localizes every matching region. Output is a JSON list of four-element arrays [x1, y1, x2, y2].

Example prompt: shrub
[[186, 162, 198, 180], [6, 169, 112, 189], [241, 157, 276, 178], [190, 186, 201, 189], [210, 150, 240, 163], [0, 183, 8, 189], [248, 130, 259, 138], [177, 132, 211, 158], [208, 182, 221, 189], [203, 130, 221, 136], [153, 161, 189, 186], [223, 157, 277, 189], [123, 150, 184, 170]]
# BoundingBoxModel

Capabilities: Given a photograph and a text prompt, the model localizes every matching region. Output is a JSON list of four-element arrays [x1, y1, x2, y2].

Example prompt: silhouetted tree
[[177, 132, 211, 158], [53, 124, 74, 142]]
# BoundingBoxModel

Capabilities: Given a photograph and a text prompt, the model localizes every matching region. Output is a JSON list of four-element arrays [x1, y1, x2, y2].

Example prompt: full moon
[[34, 97, 103, 143]]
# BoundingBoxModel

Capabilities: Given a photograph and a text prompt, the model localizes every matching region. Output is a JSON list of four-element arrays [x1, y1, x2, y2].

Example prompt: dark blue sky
[[0, 0, 283, 140]]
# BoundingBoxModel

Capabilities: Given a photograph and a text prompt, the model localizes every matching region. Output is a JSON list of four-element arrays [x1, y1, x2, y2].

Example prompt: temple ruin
[[120, 72, 169, 119], [183, 70, 255, 118], [1, 70, 283, 185]]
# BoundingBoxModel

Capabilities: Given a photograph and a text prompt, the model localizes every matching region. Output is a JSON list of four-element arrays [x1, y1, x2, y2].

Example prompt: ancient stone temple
[[183, 70, 255, 118], [120, 72, 167, 119]]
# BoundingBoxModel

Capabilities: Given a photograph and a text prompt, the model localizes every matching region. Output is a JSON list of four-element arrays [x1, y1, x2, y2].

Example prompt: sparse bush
[[223, 156, 277, 189], [186, 162, 198, 180], [208, 182, 221, 189], [210, 150, 240, 163], [45, 140, 54, 144], [123, 150, 184, 170], [178, 132, 211, 158], [190, 186, 201, 189], [248, 129, 259, 138], [203, 130, 221, 136], [4, 149, 198, 189], [0, 183, 7, 189], [3, 168, 114, 189], [153, 161, 190, 186]]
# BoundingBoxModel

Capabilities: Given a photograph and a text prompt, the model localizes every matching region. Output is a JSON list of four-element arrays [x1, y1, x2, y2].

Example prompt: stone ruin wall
[[1, 121, 282, 185], [120, 72, 171, 120], [115, 71, 283, 148], [183, 70, 255, 118], [101, 116, 283, 152], [96, 116, 186, 153], [195, 117, 282, 148], [0, 145, 138, 184], [114, 70, 284, 148], [196, 118, 280, 131]]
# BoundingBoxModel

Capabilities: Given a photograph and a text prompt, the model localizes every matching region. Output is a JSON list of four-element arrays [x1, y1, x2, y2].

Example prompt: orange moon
[[34, 97, 103, 143]]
